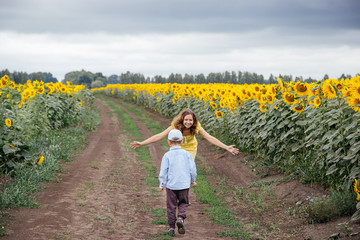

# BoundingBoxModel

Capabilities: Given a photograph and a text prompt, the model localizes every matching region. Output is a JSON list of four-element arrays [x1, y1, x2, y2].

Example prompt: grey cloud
[[1, 0, 359, 34]]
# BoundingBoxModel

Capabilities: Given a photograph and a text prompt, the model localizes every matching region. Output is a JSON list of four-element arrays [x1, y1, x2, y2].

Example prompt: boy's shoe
[[176, 218, 185, 234], [168, 228, 175, 236]]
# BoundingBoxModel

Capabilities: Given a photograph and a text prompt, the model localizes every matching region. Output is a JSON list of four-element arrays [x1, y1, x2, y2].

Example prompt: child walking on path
[[158, 129, 197, 236]]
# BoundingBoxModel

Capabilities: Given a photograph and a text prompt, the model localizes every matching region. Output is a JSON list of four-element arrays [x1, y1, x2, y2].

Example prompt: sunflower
[[322, 81, 337, 99], [215, 111, 224, 118], [1, 75, 9, 86], [354, 179, 360, 201], [282, 92, 296, 105], [60, 86, 67, 93], [48, 86, 55, 94], [5, 118, 12, 127], [265, 94, 275, 104], [37, 86, 45, 95], [219, 100, 226, 108], [277, 78, 285, 91], [341, 87, 351, 98], [259, 104, 267, 112], [78, 102, 83, 107], [256, 93, 266, 104], [312, 97, 321, 108], [30, 89, 36, 98], [346, 96, 360, 112], [253, 84, 261, 92], [210, 102, 217, 109], [37, 156, 45, 165], [292, 103, 304, 114], [350, 83, 360, 99], [294, 82, 309, 96]]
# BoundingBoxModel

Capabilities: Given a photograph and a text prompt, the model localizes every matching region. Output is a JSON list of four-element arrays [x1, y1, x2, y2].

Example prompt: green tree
[[91, 80, 106, 88], [183, 74, 194, 84], [78, 74, 93, 88], [238, 71, 243, 84], [43, 72, 58, 83], [153, 75, 166, 83], [195, 73, 205, 83], [223, 71, 231, 83], [108, 74, 120, 84], [268, 74, 276, 84], [230, 71, 237, 84], [30, 72, 45, 82], [13, 71, 29, 84]]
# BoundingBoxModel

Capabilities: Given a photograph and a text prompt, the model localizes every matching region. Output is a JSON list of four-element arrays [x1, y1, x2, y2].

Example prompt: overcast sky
[[1, 0, 359, 81]]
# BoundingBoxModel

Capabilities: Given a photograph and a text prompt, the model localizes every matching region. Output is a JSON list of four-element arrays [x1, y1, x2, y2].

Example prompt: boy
[[158, 129, 197, 236]]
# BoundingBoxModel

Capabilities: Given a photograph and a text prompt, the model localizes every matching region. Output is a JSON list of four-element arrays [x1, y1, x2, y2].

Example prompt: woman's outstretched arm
[[199, 127, 239, 155], [130, 126, 173, 149]]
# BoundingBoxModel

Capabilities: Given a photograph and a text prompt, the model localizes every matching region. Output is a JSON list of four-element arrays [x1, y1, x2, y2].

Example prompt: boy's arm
[[188, 153, 197, 184], [158, 155, 169, 190]]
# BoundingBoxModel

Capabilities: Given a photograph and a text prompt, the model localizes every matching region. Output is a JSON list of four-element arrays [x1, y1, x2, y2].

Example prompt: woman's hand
[[227, 145, 239, 155], [191, 182, 197, 187], [130, 141, 142, 149]]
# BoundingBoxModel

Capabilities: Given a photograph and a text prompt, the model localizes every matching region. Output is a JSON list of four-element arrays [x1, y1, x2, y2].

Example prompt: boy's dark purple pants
[[166, 188, 189, 228]]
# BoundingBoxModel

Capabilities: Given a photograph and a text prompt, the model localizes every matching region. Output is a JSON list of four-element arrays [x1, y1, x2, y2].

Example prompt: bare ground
[[2, 97, 360, 240]]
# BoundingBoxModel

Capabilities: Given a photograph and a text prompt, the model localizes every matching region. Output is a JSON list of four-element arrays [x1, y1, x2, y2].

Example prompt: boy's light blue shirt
[[159, 146, 197, 190]]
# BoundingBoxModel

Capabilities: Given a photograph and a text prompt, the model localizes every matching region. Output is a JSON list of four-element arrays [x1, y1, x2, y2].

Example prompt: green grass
[[146, 231, 174, 240], [143, 164, 159, 187], [193, 162, 255, 237], [217, 228, 253, 240], [0, 105, 100, 236], [248, 176, 291, 187], [0, 127, 90, 208], [99, 97, 142, 137], [151, 208, 167, 225], [0, 211, 10, 237]]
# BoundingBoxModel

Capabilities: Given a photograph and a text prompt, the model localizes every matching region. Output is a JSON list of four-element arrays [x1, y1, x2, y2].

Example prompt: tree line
[[1, 69, 356, 89], [0, 69, 58, 84], [61, 70, 324, 88]]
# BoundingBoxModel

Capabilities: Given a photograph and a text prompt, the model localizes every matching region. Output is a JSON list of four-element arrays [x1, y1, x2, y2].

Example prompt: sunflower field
[[92, 76, 360, 189], [0, 75, 93, 173]]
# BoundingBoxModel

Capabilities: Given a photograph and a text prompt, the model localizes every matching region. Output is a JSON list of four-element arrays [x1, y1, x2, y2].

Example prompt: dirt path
[[2, 98, 221, 240], [3, 97, 360, 240]]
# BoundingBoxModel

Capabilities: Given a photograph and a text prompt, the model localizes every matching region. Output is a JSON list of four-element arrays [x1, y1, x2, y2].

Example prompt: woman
[[130, 109, 239, 159]]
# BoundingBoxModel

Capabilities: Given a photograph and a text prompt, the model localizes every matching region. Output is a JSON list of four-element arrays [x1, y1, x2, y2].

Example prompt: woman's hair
[[171, 109, 198, 135]]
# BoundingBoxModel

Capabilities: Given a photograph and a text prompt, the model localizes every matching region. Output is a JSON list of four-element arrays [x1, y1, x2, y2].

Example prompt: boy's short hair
[[168, 129, 183, 142]]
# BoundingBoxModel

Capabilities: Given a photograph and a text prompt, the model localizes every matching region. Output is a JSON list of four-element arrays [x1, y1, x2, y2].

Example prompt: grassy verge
[[0, 105, 100, 236]]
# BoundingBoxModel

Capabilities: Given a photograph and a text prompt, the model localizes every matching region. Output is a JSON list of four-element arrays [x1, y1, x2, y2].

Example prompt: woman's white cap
[[168, 129, 183, 141]]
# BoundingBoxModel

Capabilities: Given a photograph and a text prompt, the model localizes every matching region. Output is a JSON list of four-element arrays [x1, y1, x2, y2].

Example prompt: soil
[[1, 97, 360, 240]]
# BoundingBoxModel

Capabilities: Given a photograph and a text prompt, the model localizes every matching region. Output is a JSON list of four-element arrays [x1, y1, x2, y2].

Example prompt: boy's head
[[168, 129, 183, 145]]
